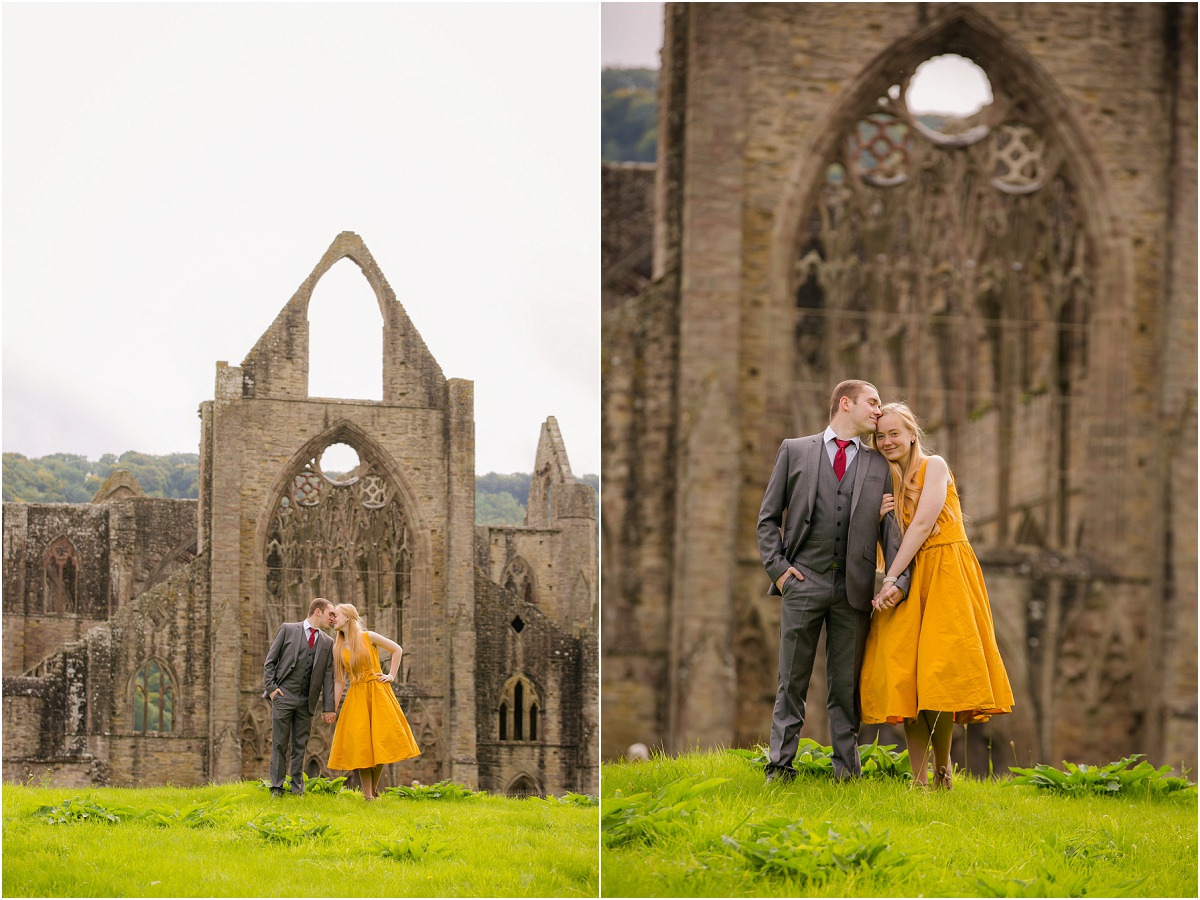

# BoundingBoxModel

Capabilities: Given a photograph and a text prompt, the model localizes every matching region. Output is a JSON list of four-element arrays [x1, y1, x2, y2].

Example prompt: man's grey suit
[[757, 433, 911, 778], [262, 622, 336, 793]]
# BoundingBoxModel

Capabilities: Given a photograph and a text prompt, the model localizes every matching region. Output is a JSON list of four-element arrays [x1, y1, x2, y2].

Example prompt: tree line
[[602, 68, 658, 163], [2, 453, 598, 528], [2, 452, 200, 503]]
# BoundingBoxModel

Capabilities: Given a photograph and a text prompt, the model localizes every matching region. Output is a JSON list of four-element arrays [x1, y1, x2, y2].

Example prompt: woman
[[327, 603, 421, 799], [859, 402, 1013, 789]]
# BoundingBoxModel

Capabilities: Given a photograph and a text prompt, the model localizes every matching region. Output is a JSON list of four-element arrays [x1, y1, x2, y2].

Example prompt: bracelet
[[883, 576, 897, 585]]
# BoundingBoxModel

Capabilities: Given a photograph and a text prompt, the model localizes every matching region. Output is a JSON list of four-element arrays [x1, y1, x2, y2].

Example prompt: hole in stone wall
[[319, 443, 361, 483], [308, 258, 384, 401], [905, 53, 992, 143]]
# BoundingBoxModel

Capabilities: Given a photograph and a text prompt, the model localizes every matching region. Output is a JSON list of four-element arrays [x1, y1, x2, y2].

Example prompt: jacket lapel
[[850, 442, 872, 519], [803, 435, 821, 516]]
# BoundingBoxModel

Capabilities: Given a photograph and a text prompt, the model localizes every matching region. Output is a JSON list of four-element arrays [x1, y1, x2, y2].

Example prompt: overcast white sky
[[3, 3, 600, 476], [601, 2, 664, 68]]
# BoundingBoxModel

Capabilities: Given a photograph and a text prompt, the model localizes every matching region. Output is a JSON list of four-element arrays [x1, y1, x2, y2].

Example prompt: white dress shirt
[[822, 426, 861, 468]]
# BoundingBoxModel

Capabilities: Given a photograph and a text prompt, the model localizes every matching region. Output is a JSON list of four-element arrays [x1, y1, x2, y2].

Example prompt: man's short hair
[[308, 597, 334, 616], [829, 379, 876, 420]]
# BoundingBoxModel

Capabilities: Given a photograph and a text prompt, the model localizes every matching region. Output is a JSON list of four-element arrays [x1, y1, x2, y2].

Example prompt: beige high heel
[[933, 765, 953, 791]]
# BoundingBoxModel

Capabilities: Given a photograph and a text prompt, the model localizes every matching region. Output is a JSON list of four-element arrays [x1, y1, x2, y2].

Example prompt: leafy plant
[[535, 792, 599, 807], [858, 734, 913, 780], [722, 818, 919, 882], [1008, 756, 1197, 798], [36, 796, 136, 825], [245, 813, 333, 844], [139, 793, 246, 828], [374, 833, 453, 862], [382, 780, 484, 801], [726, 737, 911, 780], [301, 773, 347, 795], [971, 864, 1095, 898], [601, 775, 729, 848]]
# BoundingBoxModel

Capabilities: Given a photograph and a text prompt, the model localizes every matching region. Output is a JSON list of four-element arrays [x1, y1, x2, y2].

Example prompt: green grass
[[3, 780, 598, 897], [601, 749, 1197, 897]]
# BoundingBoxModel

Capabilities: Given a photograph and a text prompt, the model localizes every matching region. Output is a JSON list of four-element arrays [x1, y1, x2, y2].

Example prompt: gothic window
[[505, 774, 541, 798], [789, 48, 1091, 548], [502, 556, 537, 605], [133, 659, 175, 733], [43, 535, 79, 614], [264, 442, 414, 666], [497, 675, 540, 743]]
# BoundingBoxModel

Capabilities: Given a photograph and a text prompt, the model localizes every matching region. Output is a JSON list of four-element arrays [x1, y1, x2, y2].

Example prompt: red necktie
[[833, 438, 852, 481], [308, 628, 316, 649]]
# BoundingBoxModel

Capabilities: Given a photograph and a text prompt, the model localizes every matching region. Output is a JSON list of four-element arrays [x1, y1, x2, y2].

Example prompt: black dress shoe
[[270, 788, 284, 798], [764, 768, 796, 784]]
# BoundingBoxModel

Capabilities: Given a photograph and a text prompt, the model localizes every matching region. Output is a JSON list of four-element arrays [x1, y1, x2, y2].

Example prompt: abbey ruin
[[603, 2, 1196, 773], [4, 232, 598, 796]]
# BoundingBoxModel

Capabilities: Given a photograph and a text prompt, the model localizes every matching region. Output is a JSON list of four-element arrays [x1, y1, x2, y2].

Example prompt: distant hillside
[[2, 452, 199, 503], [476, 472, 599, 526], [2, 454, 597, 528]]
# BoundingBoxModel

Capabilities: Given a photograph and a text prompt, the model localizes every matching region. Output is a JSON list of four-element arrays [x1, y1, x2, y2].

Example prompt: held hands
[[872, 584, 903, 611], [775, 566, 804, 592], [321, 711, 336, 724], [879, 492, 895, 521]]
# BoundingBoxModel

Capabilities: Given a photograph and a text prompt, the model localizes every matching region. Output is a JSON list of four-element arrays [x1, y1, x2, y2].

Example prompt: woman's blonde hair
[[876, 402, 935, 538], [332, 603, 366, 684]]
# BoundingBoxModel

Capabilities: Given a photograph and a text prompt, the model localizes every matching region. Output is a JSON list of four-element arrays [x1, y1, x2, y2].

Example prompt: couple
[[262, 598, 421, 800], [757, 379, 1013, 788]]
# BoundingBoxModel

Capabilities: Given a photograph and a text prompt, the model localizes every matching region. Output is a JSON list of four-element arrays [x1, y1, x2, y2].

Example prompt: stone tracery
[[265, 444, 413, 678]]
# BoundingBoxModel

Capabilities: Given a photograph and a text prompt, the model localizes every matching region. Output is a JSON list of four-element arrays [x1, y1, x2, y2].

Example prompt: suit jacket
[[757, 434, 912, 612], [262, 622, 336, 714]]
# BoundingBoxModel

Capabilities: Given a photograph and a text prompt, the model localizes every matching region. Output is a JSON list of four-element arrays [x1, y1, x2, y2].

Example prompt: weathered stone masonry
[[4, 232, 598, 795], [602, 2, 1196, 774]]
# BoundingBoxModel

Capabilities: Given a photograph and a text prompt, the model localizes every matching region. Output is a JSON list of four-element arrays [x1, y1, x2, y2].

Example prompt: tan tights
[[903, 710, 953, 786]]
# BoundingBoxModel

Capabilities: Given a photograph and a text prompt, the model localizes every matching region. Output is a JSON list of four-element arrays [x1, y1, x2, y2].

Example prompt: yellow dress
[[860, 459, 1014, 725], [327, 634, 421, 770]]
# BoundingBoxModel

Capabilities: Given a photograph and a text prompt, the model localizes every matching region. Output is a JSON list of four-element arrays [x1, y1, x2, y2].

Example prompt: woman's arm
[[884, 456, 950, 581], [367, 631, 403, 683]]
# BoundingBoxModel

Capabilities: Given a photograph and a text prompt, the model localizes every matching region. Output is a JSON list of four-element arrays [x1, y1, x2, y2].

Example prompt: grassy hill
[[3, 780, 597, 897], [601, 747, 1196, 897]]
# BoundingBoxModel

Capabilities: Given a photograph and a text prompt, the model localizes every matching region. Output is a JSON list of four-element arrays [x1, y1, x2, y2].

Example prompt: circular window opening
[[319, 443, 362, 484], [905, 53, 992, 144]]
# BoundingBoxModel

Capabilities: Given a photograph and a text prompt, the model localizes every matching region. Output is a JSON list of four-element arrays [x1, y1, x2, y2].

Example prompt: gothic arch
[[291, 234, 395, 322], [501, 555, 538, 605], [504, 772, 543, 798], [497, 674, 543, 742], [763, 5, 1133, 550], [128, 657, 179, 733], [252, 420, 434, 687], [42, 534, 79, 614], [770, 6, 1130, 313]]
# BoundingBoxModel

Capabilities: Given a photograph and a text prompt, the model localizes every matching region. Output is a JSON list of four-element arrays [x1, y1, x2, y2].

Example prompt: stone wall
[[603, 2, 1197, 771], [3, 554, 211, 786], [2, 497, 196, 676], [602, 162, 656, 312], [203, 232, 474, 785], [3, 232, 597, 796], [474, 572, 593, 795]]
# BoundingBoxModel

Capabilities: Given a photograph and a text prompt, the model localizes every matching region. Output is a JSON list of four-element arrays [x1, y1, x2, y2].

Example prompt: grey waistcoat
[[793, 449, 859, 573], [280, 636, 316, 696]]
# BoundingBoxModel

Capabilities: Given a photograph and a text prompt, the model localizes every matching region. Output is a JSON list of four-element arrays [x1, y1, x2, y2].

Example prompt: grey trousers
[[766, 567, 871, 779], [270, 695, 313, 793]]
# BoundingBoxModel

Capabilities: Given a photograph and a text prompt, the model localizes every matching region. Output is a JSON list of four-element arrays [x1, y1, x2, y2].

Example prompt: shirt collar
[[823, 426, 860, 450]]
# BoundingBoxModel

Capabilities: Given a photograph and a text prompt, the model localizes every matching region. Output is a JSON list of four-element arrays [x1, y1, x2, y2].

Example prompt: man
[[262, 597, 338, 796], [756, 379, 912, 781]]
